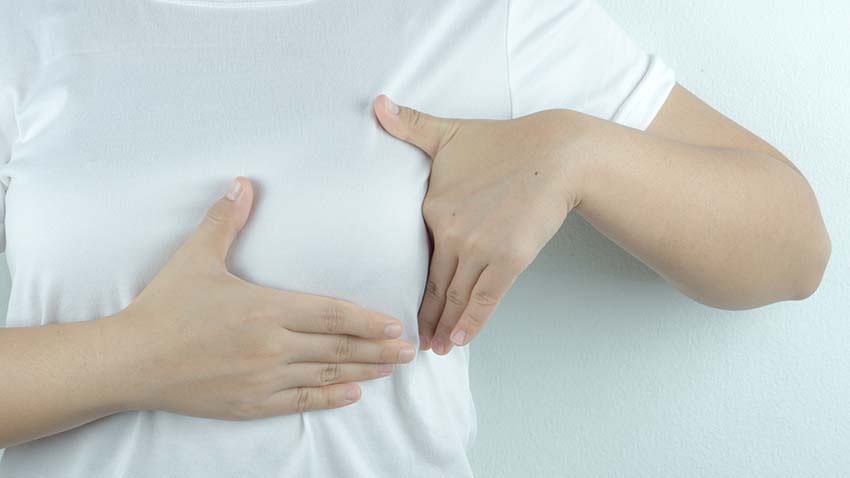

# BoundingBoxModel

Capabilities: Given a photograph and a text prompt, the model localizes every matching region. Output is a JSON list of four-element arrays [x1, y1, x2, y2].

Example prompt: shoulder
[[0, 1, 42, 88], [507, 0, 587, 23]]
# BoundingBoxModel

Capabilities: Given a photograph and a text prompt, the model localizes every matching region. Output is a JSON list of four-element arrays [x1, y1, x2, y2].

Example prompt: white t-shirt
[[0, 0, 675, 476]]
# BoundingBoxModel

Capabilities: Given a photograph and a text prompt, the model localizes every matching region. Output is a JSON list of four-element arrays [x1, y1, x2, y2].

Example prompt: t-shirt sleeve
[[0, 91, 11, 253], [0, 5, 29, 254], [506, 0, 676, 130]]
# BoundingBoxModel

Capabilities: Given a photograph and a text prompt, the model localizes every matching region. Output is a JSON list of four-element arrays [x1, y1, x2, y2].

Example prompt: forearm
[[563, 110, 831, 309], [0, 314, 141, 448]]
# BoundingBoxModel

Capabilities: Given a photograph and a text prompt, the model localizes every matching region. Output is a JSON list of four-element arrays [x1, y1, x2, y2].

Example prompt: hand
[[373, 95, 581, 355], [109, 177, 417, 420]]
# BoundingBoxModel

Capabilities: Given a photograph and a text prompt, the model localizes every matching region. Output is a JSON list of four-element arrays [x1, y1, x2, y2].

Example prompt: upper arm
[[645, 83, 800, 173]]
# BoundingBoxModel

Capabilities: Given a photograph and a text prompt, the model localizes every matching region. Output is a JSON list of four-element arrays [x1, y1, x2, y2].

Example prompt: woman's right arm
[[0, 177, 416, 448], [0, 314, 140, 448]]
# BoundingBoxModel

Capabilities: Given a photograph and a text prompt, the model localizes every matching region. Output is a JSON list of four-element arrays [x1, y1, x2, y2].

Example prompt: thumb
[[373, 94, 458, 158], [189, 176, 255, 266]]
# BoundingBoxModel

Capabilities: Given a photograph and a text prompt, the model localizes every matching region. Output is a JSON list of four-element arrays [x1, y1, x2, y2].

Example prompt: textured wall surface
[[1, 1, 848, 476]]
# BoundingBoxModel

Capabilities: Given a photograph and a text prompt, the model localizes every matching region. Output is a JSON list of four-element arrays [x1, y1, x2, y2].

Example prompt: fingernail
[[431, 338, 444, 355], [225, 179, 242, 201], [399, 346, 416, 362], [419, 336, 431, 351], [379, 364, 394, 375], [384, 96, 400, 116], [450, 330, 467, 346], [384, 323, 403, 338], [343, 386, 360, 402]]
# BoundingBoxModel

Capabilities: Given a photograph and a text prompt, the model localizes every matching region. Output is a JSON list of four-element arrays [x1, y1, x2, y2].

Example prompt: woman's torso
[[0, 0, 512, 476]]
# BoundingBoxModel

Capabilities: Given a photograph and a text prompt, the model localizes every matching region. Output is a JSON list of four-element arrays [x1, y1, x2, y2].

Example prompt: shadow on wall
[[472, 211, 749, 369], [523, 211, 690, 322], [546, 212, 663, 283], [466, 209, 802, 477], [467, 211, 717, 411]]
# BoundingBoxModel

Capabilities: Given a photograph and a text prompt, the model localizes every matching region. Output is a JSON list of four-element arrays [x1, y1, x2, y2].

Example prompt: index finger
[[255, 286, 404, 339]]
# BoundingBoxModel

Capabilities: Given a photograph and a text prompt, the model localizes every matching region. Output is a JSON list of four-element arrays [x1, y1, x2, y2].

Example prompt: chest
[[3, 0, 510, 321]]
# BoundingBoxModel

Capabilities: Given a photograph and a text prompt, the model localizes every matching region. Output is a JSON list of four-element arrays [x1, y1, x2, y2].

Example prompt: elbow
[[685, 226, 831, 311], [789, 225, 832, 302]]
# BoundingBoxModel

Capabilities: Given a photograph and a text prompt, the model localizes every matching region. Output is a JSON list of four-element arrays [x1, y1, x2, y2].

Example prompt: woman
[[0, 0, 830, 477]]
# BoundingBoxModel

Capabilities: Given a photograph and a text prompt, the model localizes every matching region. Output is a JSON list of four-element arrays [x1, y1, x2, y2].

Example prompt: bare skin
[[0, 177, 416, 449], [372, 84, 831, 355]]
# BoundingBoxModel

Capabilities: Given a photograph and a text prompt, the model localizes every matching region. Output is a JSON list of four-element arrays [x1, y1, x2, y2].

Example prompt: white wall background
[[1, 1, 847, 476], [466, 0, 850, 476]]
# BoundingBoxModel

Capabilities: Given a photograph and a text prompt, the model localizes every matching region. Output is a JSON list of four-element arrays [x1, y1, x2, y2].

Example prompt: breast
[[3, 0, 508, 330], [4, 47, 433, 335], [225, 105, 434, 333]]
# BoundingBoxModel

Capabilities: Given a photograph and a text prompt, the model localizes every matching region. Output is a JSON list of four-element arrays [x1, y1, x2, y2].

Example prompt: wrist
[[548, 108, 599, 209], [94, 310, 158, 413]]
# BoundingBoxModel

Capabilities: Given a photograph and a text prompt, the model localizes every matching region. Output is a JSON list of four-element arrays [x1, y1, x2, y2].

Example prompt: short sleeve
[[506, 0, 676, 130], [0, 4, 30, 254], [0, 90, 11, 253]]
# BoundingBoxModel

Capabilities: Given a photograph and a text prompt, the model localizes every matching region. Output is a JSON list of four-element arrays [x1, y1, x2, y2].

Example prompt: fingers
[[287, 332, 416, 365], [291, 294, 404, 340], [233, 362, 398, 419], [448, 265, 518, 347], [417, 245, 458, 350], [183, 177, 255, 265], [282, 362, 394, 389], [253, 286, 404, 340], [429, 257, 486, 355], [258, 383, 362, 416], [372, 94, 459, 159]]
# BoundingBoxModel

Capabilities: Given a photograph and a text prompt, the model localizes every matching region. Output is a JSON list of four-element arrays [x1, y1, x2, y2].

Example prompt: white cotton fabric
[[0, 0, 675, 476]]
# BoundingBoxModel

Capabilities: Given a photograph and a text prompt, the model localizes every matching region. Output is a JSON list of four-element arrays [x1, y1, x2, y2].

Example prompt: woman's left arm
[[571, 84, 831, 309], [372, 85, 831, 355]]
